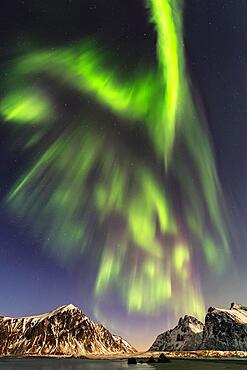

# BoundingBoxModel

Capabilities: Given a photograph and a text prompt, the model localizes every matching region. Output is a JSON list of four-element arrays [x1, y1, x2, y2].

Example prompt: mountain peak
[[45, 303, 83, 319], [58, 303, 81, 311], [149, 314, 203, 352], [230, 302, 247, 311], [178, 315, 203, 327]]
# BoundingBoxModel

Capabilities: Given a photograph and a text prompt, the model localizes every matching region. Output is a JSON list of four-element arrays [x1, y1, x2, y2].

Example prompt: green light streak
[[148, 0, 182, 162], [0, 88, 52, 124]]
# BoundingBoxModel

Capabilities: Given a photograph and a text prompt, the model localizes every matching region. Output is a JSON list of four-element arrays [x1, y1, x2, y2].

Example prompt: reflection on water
[[0, 359, 246, 370]]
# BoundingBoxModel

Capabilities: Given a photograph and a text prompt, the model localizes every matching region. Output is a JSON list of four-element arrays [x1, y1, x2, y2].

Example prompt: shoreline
[[0, 350, 247, 361]]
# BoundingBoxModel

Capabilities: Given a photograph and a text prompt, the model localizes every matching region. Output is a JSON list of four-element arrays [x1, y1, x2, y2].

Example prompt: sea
[[0, 358, 246, 370]]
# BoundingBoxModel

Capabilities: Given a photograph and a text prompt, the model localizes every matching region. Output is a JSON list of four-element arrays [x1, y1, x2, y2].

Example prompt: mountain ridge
[[150, 302, 247, 352], [0, 304, 136, 356]]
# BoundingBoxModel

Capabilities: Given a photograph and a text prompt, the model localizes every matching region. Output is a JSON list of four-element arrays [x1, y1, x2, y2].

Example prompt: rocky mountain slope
[[0, 304, 136, 356], [150, 303, 247, 352], [201, 303, 247, 350], [149, 315, 204, 351]]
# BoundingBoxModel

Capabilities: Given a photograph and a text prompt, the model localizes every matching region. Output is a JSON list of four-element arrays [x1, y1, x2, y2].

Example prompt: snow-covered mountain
[[149, 315, 204, 351], [149, 303, 247, 352], [201, 303, 247, 350], [0, 304, 136, 356]]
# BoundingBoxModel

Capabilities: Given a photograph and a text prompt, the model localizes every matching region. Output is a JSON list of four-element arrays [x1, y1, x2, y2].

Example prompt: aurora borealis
[[0, 0, 246, 350]]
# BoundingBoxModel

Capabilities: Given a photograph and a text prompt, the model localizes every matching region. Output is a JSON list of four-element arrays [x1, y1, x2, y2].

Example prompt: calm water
[[0, 359, 246, 370]]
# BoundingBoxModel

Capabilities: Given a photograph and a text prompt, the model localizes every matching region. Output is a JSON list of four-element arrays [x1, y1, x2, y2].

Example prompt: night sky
[[0, 0, 247, 350]]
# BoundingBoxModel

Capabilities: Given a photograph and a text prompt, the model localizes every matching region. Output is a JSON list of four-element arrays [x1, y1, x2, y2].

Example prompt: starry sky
[[0, 0, 247, 351]]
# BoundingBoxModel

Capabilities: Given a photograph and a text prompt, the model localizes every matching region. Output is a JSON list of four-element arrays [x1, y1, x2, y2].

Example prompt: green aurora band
[[0, 0, 229, 318]]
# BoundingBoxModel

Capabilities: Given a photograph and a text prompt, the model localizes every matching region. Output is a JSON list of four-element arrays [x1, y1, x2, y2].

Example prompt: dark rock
[[147, 356, 156, 363], [128, 357, 137, 364], [157, 353, 170, 363]]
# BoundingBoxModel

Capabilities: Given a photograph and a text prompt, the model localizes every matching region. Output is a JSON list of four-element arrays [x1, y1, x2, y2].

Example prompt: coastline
[[0, 350, 247, 361]]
